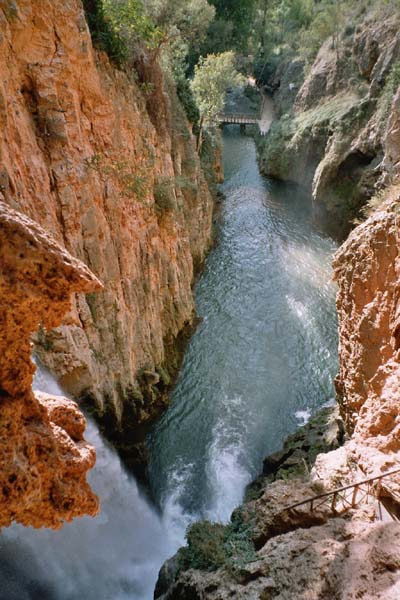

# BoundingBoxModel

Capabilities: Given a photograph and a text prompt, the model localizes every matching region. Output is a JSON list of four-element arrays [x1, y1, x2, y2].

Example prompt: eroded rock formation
[[333, 191, 400, 488], [0, 0, 214, 463], [0, 202, 101, 528]]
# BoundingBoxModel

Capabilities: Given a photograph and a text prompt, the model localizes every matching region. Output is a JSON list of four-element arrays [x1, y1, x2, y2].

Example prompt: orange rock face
[[0, 202, 101, 528], [0, 0, 213, 449], [333, 191, 400, 478]]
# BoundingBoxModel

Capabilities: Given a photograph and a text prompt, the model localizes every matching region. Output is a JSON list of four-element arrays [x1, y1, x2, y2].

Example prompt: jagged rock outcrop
[[157, 517, 400, 600], [0, 0, 213, 464], [258, 8, 400, 239], [333, 191, 400, 486], [0, 202, 100, 529]]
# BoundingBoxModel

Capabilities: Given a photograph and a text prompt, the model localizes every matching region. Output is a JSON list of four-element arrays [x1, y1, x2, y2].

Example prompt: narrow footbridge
[[217, 113, 259, 126], [282, 467, 400, 521]]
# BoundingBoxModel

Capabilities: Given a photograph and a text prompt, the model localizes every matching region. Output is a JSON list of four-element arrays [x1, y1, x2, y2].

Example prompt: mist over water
[[0, 368, 180, 600], [0, 129, 338, 599]]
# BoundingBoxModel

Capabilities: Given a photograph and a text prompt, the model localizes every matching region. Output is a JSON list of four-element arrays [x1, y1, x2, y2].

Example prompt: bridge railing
[[217, 113, 259, 124], [282, 467, 400, 518]]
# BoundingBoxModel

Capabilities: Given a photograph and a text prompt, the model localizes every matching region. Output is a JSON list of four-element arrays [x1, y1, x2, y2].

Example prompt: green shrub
[[83, 0, 128, 64], [85, 152, 149, 199], [181, 521, 227, 571], [378, 61, 400, 119], [86, 292, 100, 322], [176, 76, 200, 125], [154, 178, 177, 212], [179, 512, 257, 576], [83, 0, 161, 65]]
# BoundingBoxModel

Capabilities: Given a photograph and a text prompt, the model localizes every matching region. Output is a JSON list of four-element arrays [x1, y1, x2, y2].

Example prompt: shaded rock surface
[[0, 202, 100, 528], [0, 0, 214, 464], [158, 519, 400, 600], [257, 8, 400, 240]]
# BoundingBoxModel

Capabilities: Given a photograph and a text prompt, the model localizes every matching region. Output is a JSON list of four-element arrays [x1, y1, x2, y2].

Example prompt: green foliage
[[191, 51, 245, 127], [179, 513, 257, 575], [85, 152, 150, 199], [294, 93, 360, 131], [153, 175, 196, 213], [102, 0, 162, 49], [83, 0, 161, 64], [83, 0, 127, 64], [377, 61, 400, 119], [86, 292, 98, 322], [144, 0, 215, 47], [176, 76, 200, 125], [207, 0, 257, 54], [199, 130, 220, 193], [181, 521, 227, 571], [258, 113, 296, 178], [169, 40, 200, 125], [154, 177, 177, 212], [254, 0, 352, 75], [298, 0, 346, 60]]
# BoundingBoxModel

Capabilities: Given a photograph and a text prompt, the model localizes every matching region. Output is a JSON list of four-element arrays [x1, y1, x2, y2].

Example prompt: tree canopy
[[143, 0, 215, 47], [191, 51, 245, 127]]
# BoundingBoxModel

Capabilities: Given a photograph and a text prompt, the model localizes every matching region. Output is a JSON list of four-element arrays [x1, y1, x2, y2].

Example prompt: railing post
[[351, 484, 359, 507]]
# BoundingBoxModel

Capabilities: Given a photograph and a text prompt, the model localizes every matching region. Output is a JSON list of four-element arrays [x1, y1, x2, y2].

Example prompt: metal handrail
[[282, 467, 400, 513]]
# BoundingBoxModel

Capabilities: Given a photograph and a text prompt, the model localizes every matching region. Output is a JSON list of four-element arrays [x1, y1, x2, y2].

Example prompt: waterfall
[[0, 364, 183, 600]]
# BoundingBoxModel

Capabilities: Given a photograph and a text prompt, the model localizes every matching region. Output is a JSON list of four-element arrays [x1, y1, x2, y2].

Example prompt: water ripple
[[148, 128, 338, 524]]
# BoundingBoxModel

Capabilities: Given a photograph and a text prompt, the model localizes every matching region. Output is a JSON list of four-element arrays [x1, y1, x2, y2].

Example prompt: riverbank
[[156, 398, 400, 599], [154, 403, 347, 597]]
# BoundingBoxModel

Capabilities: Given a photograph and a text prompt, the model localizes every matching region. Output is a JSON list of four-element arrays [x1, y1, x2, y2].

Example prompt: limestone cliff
[[333, 189, 400, 487], [0, 201, 100, 529], [0, 0, 214, 465], [257, 7, 400, 240]]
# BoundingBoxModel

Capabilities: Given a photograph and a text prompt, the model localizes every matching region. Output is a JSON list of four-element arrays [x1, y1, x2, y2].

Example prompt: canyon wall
[[258, 8, 400, 240], [0, 202, 100, 528], [0, 0, 214, 465]]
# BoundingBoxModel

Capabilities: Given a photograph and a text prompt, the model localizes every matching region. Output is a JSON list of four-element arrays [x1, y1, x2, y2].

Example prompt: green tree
[[101, 0, 162, 53], [191, 51, 245, 149], [208, 0, 257, 53], [144, 0, 215, 48]]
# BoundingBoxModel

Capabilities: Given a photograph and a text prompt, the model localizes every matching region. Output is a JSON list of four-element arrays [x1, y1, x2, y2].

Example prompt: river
[[0, 127, 338, 600], [147, 125, 338, 527]]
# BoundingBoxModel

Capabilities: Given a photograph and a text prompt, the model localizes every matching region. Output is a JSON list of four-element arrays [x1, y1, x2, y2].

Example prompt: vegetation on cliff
[[254, 1, 400, 239]]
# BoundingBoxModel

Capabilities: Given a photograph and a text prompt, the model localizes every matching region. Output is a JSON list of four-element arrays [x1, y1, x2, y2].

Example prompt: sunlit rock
[[0, 202, 101, 528]]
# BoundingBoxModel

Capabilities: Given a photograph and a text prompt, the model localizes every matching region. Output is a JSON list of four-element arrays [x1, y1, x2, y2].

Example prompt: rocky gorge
[[152, 5, 400, 599], [257, 4, 400, 240], [1, 0, 400, 598]]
